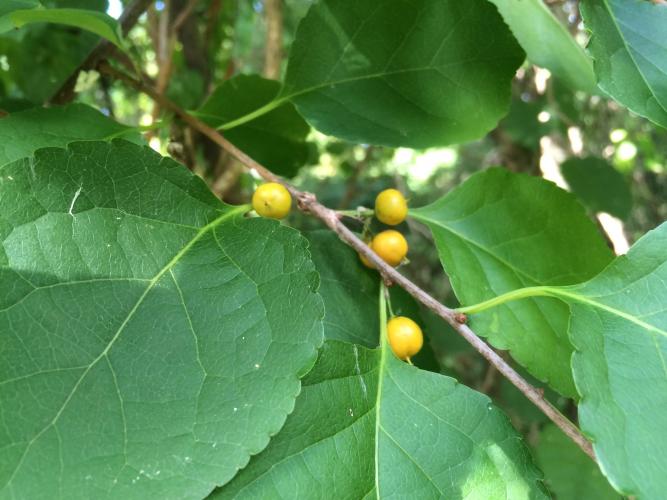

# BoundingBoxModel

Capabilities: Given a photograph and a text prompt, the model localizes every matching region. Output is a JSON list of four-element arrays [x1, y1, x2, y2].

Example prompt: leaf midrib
[[552, 287, 667, 340], [3, 204, 247, 489], [374, 288, 388, 500]]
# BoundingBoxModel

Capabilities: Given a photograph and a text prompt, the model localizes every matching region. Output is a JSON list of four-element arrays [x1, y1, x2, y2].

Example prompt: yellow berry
[[252, 183, 291, 219], [371, 230, 408, 267], [387, 316, 423, 361], [375, 189, 408, 225]]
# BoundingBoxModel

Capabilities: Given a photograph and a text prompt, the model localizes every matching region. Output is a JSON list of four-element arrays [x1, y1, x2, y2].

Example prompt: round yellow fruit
[[252, 182, 291, 219], [371, 230, 408, 267], [375, 188, 408, 225], [387, 316, 423, 361]]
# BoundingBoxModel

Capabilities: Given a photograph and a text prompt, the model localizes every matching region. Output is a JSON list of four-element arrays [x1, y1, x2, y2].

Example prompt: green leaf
[[197, 75, 310, 177], [459, 222, 667, 498], [305, 229, 438, 367], [535, 424, 619, 500], [0, 104, 142, 167], [0, 140, 323, 499], [581, 0, 667, 127], [304, 230, 438, 372], [0, 23, 106, 103], [215, 339, 548, 499], [499, 97, 551, 150], [46, 0, 107, 9], [305, 231, 380, 347], [487, 0, 597, 92], [0, 4, 122, 47], [0, 1, 40, 17], [560, 156, 632, 219], [563, 223, 667, 498], [278, 0, 524, 148], [0, 97, 34, 112], [411, 168, 613, 397]]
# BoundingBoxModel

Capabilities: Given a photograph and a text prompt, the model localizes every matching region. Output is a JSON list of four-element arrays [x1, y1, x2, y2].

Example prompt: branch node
[[296, 191, 317, 212], [454, 313, 467, 324]]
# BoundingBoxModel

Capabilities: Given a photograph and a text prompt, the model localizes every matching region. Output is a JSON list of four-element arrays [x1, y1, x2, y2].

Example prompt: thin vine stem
[[96, 61, 596, 462], [379, 282, 388, 341]]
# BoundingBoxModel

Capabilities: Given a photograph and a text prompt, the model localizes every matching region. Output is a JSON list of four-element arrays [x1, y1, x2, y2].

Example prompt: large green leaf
[[535, 424, 619, 500], [581, 0, 667, 127], [564, 223, 667, 498], [460, 222, 667, 498], [411, 168, 613, 397], [214, 336, 548, 499], [560, 156, 632, 219], [0, 2, 122, 46], [197, 75, 310, 178], [0, 104, 142, 166], [276, 0, 524, 148], [0, 140, 323, 499], [488, 0, 596, 92]]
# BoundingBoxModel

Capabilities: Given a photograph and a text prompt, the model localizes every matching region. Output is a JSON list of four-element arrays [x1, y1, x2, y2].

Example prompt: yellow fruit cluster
[[360, 189, 409, 269], [367, 189, 422, 361], [252, 183, 421, 361]]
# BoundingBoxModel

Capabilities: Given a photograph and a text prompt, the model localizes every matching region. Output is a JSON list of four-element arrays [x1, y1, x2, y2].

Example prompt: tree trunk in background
[[263, 0, 283, 79], [173, 0, 210, 85], [215, 0, 285, 201]]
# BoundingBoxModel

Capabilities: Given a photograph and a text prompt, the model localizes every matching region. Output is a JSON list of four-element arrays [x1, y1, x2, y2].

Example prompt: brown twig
[[97, 61, 596, 461], [51, 0, 154, 104], [172, 0, 199, 32], [150, 0, 199, 125]]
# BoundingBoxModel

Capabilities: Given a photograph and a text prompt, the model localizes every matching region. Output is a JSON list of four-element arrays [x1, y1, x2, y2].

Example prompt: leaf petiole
[[456, 286, 555, 315]]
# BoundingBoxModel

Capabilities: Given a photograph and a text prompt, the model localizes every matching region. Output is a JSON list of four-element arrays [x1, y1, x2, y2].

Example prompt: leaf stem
[[456, 286, 555, 314], [98, 62, 596, 463], [337, 208, 374, 218], [217, 97, 288, 130], [379, 282, 388, 337], [384, 286, 396, 318], [375, 282, 388, 496]]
